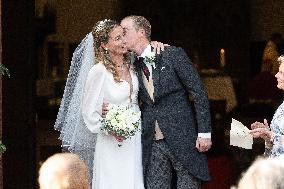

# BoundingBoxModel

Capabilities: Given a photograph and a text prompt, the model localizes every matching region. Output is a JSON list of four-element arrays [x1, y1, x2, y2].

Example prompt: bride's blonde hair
[[92, 19, 131, 82]]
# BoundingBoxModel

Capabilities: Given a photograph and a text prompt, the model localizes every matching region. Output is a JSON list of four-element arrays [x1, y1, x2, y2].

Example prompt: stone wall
[[37, 0, 122, 42], [36, 0, 122, 80], [250, 0, 284, 41]]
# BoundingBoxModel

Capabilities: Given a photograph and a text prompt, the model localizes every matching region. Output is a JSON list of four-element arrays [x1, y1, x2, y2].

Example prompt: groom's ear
[[138, 28, 146, 37]]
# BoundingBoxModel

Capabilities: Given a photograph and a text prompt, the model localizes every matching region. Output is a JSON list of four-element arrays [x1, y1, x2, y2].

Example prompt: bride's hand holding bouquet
[[101, 104, 141, 147]]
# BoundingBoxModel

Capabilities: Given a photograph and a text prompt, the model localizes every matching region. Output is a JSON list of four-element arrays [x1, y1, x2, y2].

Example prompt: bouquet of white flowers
[[101, 104, 141, 147]]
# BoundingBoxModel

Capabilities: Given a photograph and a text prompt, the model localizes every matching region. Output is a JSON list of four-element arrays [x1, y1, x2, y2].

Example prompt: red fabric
[[202, 156, 233, 189]]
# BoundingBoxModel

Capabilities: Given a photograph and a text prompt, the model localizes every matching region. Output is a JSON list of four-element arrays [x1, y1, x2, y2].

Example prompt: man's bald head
[[38, 153, 90, 189]]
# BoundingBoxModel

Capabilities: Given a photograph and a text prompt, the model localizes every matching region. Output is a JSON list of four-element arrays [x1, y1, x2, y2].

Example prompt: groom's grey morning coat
[[136, 46, 211, 181]]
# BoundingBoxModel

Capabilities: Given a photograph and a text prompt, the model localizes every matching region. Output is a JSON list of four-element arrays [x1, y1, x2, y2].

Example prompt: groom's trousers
[[146, 140, 201, 189]]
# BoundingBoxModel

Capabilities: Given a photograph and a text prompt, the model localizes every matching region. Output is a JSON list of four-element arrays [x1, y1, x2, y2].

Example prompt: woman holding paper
[[250, 55, 284, 157]]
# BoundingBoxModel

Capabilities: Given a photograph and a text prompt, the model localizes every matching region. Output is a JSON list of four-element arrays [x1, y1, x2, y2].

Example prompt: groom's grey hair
[[125, 15, 151, 41]]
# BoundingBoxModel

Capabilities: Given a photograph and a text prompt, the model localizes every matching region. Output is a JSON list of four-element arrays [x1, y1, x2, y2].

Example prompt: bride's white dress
[[81, 63, 144, 189]]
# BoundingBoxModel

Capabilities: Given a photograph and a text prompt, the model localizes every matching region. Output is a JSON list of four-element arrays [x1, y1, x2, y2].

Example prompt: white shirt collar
[[140, 44, 151, 58]]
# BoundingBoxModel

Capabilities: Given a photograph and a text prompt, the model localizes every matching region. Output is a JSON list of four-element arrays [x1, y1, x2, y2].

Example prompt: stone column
[[0, 0, 3, 187], [2, 1, 36, 188]]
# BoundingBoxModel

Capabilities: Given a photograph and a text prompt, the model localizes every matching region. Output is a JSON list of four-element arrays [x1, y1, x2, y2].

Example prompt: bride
[[55, 19, 144, 189]]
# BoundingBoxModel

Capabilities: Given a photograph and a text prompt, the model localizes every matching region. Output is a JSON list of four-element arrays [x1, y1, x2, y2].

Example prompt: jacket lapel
[[135, 63, 153, 104], [152, 53, 162, 101], [135, 47, 163, 104]]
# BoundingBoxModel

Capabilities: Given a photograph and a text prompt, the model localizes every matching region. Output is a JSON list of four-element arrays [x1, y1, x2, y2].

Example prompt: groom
[[121, 16, 212, 189]]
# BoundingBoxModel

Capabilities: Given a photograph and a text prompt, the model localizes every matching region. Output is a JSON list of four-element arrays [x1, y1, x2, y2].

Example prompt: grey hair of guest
[[38, 153, 90, 189], [238, 155, 284, 189], [278, 54, 284, 65]]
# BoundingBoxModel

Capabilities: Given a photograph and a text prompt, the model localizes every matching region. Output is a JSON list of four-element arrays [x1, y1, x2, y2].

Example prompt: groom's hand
[[196, 137, 212, 152], [101, 102, 109, 118]]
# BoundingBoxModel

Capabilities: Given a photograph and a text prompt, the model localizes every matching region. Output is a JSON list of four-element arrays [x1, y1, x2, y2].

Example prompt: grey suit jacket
[[136, 46, 211, 181]]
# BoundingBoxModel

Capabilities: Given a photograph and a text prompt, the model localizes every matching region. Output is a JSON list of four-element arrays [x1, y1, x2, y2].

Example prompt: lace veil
[[54, 32, 96, 178]]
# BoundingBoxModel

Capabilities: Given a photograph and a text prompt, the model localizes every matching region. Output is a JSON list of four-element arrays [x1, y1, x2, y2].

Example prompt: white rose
[[110, 119, 118, 126]]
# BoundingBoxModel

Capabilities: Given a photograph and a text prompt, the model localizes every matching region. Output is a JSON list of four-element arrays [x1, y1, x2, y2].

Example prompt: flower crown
[[92, 19, 118, 50], [94, 19, 112, 34]]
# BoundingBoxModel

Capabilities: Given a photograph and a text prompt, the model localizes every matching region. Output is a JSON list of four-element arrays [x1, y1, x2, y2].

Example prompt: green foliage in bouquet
[[0, 63, 9, 153], [0, 141, 6, 154], [101, 104, 141, 147], [0, 63, 10, 78]]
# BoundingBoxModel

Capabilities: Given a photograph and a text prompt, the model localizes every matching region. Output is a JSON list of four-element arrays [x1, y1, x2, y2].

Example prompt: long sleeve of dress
[[82, 63, 106, 133], [264, 129, 284, 157]]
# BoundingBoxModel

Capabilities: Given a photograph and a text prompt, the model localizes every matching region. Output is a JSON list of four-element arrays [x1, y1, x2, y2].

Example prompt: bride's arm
[[82, 63, 106, 133], [150, 41, 170, 54]]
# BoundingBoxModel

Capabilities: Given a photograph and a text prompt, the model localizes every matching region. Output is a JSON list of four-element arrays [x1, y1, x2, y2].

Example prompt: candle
[[36, 0, 45, 17], [220, 48, 225, 68]]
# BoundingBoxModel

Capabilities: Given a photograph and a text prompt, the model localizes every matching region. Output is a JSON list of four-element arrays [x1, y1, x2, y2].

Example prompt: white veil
[[54, 32, 96, 179]]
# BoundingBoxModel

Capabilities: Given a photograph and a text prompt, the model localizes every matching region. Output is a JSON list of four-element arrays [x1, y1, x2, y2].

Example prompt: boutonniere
[[144, 51, 156, 69]]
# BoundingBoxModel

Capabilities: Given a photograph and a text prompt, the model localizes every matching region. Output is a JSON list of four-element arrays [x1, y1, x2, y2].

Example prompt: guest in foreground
[[38, 153, 90, 189], [237, 156, 284, 189]]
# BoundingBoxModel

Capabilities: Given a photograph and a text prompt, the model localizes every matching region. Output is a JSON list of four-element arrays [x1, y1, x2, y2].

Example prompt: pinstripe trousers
[[146, 140, 201, 189]]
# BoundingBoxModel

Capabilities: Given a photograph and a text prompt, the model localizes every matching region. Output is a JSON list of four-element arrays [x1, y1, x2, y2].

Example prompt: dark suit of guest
[[135, 45, 211, 189]]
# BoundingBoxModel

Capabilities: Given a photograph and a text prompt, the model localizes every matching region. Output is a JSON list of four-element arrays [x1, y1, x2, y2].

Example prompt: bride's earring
[[104, 48, 108, 53]]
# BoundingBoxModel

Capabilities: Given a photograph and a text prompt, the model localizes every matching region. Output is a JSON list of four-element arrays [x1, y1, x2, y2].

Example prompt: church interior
[[1, 0, 284, 188]]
